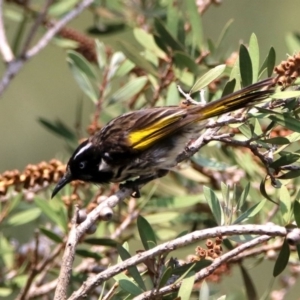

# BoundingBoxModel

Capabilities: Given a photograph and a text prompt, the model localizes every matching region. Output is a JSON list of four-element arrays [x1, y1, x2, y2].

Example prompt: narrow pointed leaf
[[117, 244, 146, 290], [240, 264, 258, 300], [222, 78, 236, 97], [249, 33, 259, 83], [7, 208, 41, 226], [137, 215, 157, 250], [84, 238, 118, 247], [190, 64, 226, 94], [67, 50, 96, 79], [273, 239, 290, 277], [108, 76, 148, 105], [119, 279, 143, 296], [234, 199, 266, 224], [177, 271, 195, 300], [203, 186, 224, 225], [268, 114, 300, 133], [40, 227, 63, 243], [239, 44, 253, 87], [294, 200, 300, 228], [186, 0, 204, 51], [159, 266, 173, 288], [279, 185, 291, 225], [67, 60, 98, 103], [154, 18, 185, 52], [119, 41, 158, 77]]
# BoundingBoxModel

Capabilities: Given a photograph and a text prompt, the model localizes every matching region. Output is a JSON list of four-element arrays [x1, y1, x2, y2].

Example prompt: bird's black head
[[51, 139, 113, 198]]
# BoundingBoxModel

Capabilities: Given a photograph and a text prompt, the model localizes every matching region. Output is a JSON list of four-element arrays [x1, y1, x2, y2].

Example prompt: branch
[[69, 224, 287, 299], [0, 0, 94, 96], [54, 188, 133, 299], [133, 234, 272, 300], [0, 0, 14, 62]]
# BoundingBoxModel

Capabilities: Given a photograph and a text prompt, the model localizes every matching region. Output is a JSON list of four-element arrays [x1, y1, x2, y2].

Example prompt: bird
[[51, 78, 274, 198]]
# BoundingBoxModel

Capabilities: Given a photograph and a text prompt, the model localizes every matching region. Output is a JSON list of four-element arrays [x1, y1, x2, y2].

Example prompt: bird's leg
[[120, 169, 169, 198]]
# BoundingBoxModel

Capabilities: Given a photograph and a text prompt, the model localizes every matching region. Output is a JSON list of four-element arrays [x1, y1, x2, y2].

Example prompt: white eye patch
[[74, 142, 92, 159], [98, 158, 111, 171]]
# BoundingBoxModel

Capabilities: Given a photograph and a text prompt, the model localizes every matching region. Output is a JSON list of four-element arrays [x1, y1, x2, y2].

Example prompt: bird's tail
[[190, 77, 274, 121]]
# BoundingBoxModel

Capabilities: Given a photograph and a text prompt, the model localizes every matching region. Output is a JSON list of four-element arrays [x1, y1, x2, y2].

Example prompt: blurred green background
[[1, 0, 300, 172]]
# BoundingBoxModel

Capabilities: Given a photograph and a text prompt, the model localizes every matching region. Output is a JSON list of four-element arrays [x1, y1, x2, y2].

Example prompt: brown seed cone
[[46, 21, 98, 63]]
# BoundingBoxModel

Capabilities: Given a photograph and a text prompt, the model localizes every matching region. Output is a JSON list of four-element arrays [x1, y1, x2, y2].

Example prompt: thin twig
[[0, 0, 14, 62], [68, 224, 287, 299], [0, 0, 94, 96], [20, 0, 54, 54], [133, 234, 272, 300]]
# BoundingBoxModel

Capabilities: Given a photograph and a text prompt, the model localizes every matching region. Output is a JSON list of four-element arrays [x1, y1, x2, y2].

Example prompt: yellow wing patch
[[128, 112, 183, 150]]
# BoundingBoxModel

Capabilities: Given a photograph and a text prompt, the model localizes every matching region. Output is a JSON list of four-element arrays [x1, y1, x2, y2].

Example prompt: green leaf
[[154, 18, 185, 52], [259, 178, 278, 204], [229, 55, 241, 90], [145, 212, 179, 224], [239, 44, 253, 87], [173, 260, 211, 281], [285, 32, 300, 54], [271, 90, 300, 99], [293, 200, 300, 228], [270, 152, 300, 169], [114, 59, 135, 78], [248, 33, 260, 83], [84, 238, 118, 247], [34, 197, 67, 232], [240, 264, 258, 300], [174, 51, 199, 73], [40, 227, 63, 243], [48, 0, 78, 17], [266, 47, 276, 77], [177, 271, 195, 300], [236, 182, 250, 211], [268, 114, 300, 133], [222, 78, 236, 97], [0, 234, 14, 269], [297, 244, 300, 261], [95, 40, 107, 69], [215, 19, 234, 51], [108, 76, 148, 105], [67, 50, 96, 79], [166, 82, 180, 106], [0, 288, 12, 297], [7, 208, 41, 226], [278, 170, 300, 180], [5, 194, 21, 216], [259, 47, 276, 78], [190, 64, 226, 94], [199, 280, 209, 300], [166, 0, 179, 37], [186, 0, 204, 51], [273, 239, 290, 277], [159, 266, 173, 288], [137, 215, 157, 250], [203, 186, 224, 225], [76, 249, 102, 260], [67, 59, 98, 103], [134, 28, 167, 59], [263, 137, 290, 145], [117, 244, 146, 291], [193, 156, 230, 171], [118, 41, 158, 77], [119, 279, 143, 296], [279, 185, 292, 224], [234, 199, 266, 224], [38, 118, 77, 142]]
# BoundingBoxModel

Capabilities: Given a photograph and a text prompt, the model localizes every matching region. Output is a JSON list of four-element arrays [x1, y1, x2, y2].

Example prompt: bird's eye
[[79, 161, 86, 169]]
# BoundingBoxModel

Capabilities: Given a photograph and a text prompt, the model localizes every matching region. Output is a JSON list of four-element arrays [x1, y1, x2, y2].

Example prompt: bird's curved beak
[[51, 170, 72, 198]]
